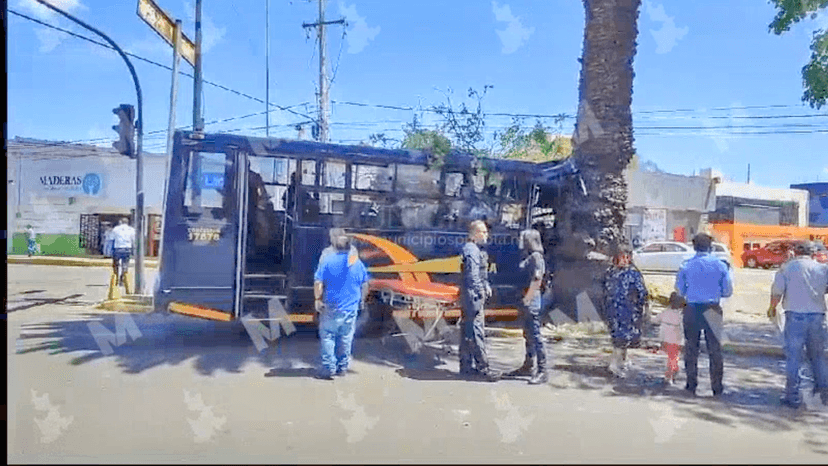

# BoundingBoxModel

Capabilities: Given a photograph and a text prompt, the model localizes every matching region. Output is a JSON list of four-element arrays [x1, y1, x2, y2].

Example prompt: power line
[[9, 8, 315, 121]]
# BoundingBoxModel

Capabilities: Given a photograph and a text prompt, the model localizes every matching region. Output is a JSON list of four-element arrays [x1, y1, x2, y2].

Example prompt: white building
[[701, 168, 809, 227], [7, 137, 168, 255]]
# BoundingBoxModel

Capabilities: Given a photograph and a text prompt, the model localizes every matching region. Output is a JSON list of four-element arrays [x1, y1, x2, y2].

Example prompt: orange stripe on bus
[[168, 302, 232, 321], [351, 233, 430, 283]]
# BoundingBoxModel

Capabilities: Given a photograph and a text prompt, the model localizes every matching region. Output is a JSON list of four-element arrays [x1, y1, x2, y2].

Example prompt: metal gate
[[79, 214, 101, 254]]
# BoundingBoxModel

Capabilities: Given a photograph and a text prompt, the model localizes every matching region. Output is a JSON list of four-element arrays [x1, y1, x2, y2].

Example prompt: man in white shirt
[[111, 218, 136, 285]]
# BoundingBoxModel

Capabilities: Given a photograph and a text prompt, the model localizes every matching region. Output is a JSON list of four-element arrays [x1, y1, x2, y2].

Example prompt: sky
[[7, 0, 828, 189]]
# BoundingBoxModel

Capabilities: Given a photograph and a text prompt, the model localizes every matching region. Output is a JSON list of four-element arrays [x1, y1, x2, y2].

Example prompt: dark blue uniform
[[519, 251, 546, 368], [459, 242, 490, 374]]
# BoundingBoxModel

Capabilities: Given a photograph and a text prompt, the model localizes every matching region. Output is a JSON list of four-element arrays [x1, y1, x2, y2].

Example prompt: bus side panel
[[289, 225, 327, 311]]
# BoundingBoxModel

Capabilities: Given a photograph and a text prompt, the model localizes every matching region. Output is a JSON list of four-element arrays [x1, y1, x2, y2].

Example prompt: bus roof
[[177, 131, 579, 185]]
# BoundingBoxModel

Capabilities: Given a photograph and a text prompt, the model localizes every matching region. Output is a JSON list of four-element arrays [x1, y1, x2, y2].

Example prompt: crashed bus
[[154, 131, 577, 334]]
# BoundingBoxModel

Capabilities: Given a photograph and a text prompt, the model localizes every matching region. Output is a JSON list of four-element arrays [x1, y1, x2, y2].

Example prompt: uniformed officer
[[506, 229, 549, 384], [459, 220, 499, 381]]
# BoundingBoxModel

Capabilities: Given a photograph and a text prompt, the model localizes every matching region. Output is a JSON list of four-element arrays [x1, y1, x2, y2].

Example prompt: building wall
[[7, 139, 167, 254], [713, 181, 809, 227], [791, 182, 828, 227], [624, 167, 714, 244]]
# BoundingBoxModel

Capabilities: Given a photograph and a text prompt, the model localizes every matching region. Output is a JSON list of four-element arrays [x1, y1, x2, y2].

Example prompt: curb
[[8, 256, 158, 268], [96, 297, 154, 313]]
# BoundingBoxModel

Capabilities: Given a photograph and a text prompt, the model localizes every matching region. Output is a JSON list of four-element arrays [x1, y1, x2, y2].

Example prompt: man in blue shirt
[[313, 232, 369, 380], [674, 233, 734, 397]]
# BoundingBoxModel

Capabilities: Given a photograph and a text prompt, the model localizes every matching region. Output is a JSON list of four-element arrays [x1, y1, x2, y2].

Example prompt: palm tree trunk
[[550, 0, 641, 322]]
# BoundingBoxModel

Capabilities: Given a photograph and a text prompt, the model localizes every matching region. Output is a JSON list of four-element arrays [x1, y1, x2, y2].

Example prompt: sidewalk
[[8, 255, 158, 268]]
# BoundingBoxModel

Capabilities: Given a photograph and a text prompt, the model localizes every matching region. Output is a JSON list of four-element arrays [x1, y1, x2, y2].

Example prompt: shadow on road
[[548, 340, 828, 450], [14, 311, 463, 381]]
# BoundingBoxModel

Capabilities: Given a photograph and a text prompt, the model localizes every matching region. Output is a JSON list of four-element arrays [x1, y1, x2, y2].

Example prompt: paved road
[[7, 265, 828, 463]]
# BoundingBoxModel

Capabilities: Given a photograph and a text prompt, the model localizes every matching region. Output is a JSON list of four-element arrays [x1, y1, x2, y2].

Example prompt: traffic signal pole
[[34, 0, 146, 294]]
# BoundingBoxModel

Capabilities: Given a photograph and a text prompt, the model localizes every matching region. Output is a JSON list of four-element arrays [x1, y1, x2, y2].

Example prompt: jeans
[[113, 248, 131, 276], [782, 312, 828, 404], [318, 311, 357, 377], [521, 294, 546, 367], [459, 293, 489, 373], [683, 303, 724, 394]]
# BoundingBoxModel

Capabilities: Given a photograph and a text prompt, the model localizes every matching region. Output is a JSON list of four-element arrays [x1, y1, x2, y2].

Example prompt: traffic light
[[112, 104, 135, 158]]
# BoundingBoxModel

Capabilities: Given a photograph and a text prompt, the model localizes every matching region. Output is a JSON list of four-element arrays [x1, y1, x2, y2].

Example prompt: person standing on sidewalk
[[768, 241, 828, 408], [506, 229, 549, 385], [313, 232, 369, 380], [674, 233, 733, 397], [111, 218, 136, 286], [602, 244, 649, 377], [459, 220, 499, 382], [26, 225, 38, 256]]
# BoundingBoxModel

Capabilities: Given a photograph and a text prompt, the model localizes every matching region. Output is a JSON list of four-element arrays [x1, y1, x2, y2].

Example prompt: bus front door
[[157, 148, 246, 322]]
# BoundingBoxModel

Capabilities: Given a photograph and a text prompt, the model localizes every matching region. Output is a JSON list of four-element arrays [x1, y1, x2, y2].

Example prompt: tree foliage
[[498, 118, 572, 162], [769, 0, 828, 109]]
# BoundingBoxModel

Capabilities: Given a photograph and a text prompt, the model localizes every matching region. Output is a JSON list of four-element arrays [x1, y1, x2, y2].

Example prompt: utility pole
[[266, 0, 270, 137], [193, 0, 204, 132], [303, 0, 345, 143]]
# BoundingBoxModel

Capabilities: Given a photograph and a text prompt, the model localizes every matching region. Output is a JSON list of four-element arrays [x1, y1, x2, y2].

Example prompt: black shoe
[[684, 384, 697, 397], [506, 358, 536, 377], [713, 386, 725, 398], [334, 368, 355, 377], [315, 372, 334, 381], [479, 369, 501, 382], [780, 397, 802, 409], [528, 370, 549, 385]]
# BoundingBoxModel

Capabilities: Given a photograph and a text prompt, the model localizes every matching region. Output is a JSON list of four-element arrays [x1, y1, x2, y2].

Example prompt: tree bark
[[551, 0, 641, 321]]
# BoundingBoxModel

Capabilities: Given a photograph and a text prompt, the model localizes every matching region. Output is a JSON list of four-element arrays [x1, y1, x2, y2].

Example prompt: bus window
[[444, 172, 464, 197], [500, 203, 525, 229], [273, 158, 295, 185], [324, 161, 346, 189], [301, 160, 317, 185], [249, 156, 275, 183], [321, 192, 346, 215], [397, 198, 439, 229], [184, 152, 229, 215], [265, 185, 287, 211], [353, 164, 393, 191], [396, 164, 440, 197], [472, 173, 486, 193]]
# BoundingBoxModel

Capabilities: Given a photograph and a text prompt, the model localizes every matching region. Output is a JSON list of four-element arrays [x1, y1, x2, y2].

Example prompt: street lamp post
[[34, 0, 146, 294]]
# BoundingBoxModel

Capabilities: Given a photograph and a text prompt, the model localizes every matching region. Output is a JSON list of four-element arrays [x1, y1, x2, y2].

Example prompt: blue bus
[[154, 131, 576, 331]]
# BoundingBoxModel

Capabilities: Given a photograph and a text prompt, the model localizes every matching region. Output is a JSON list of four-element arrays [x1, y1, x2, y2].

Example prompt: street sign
[[137, 0, 195, 67]]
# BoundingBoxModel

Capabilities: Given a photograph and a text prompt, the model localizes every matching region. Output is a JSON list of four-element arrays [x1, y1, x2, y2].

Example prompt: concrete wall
[[7, 139, 167, 252], [624, 167, 714, 244]]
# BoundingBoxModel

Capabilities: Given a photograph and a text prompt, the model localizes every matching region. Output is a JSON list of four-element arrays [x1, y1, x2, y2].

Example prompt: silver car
[[632, 241, 732, 272]]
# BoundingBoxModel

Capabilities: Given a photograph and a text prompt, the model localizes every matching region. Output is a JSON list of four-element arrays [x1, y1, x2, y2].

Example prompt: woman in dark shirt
[[602, 244, 649, 377], [506, 229, 549, 384]]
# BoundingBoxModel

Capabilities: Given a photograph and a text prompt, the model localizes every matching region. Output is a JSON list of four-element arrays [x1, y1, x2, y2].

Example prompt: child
[[652, 292, 685, 385]]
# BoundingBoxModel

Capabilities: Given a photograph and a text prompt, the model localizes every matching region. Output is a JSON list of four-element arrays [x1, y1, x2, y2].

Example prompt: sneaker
[[608, 361, 626, 377], [528, 370, 549, 385], [315, 371, 334, 381]]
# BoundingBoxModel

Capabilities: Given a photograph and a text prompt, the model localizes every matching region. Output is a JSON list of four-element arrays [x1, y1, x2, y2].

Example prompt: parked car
[[741, 239, 809, 268], [632, 241, 732, 272]]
